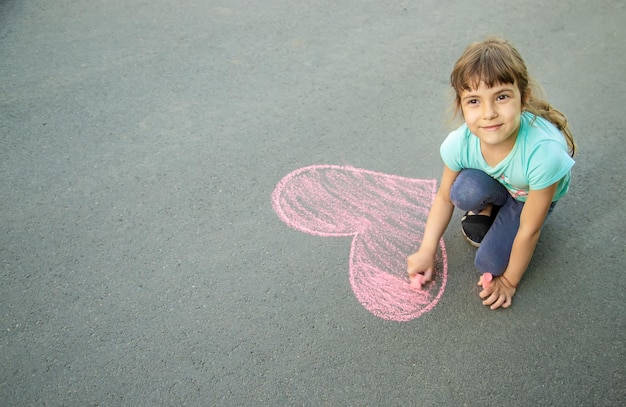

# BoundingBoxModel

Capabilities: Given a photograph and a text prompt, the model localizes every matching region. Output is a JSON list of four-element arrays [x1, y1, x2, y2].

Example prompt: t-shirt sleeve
[[439, 127, 465, 171], [527, 140, 575, 190]]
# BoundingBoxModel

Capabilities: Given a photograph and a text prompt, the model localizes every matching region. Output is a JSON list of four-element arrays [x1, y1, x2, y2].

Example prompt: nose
[[483, 102, 497, 119]]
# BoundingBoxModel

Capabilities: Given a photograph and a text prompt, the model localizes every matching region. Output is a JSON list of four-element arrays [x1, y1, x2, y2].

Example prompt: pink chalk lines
[[271, 165, 448, 322]]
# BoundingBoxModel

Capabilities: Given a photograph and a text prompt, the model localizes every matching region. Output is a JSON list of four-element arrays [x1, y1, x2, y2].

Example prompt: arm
[[481, 182, 558, 309], [407, 165, 459, 288]]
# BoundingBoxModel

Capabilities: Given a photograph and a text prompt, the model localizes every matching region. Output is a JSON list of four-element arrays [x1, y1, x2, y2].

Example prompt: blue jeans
[[449, 169, 556, 276]]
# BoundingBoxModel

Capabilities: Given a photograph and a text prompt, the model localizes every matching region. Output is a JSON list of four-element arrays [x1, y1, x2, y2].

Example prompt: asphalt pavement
[[1, 0, 625, 405]]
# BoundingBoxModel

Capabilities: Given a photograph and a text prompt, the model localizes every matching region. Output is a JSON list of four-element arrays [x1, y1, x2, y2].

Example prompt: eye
[[465, 98, 479, 105], [497, 94, 510, 101]]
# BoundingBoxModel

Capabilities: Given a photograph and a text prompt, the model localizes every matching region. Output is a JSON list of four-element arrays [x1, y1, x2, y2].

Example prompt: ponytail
[[525, 79, 576, 157]]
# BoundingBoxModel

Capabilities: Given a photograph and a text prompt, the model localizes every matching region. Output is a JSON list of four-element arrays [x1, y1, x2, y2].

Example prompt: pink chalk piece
[[271, 165, 448, 322], [483, 272, 493, 289], [410, 274, 424, 290]]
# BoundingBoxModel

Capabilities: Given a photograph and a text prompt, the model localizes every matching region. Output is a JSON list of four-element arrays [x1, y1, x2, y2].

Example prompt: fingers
[[489, 295, 507, 310], [409, 271, 434, 290], [409, 268, 435, 290], [480, 290, 494, 301], [407, 263, 430, 277], [482, 292, 510, 310], [501, 297, 512, 308], [406, 265, 420, 280], [481, 293, 498, 307], [479, 286, 492, 299], [406, 252, 435, 285], [478, 277, 516, 309]]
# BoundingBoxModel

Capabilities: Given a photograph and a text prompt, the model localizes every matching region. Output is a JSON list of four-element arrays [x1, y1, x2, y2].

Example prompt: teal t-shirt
[[440, 112, 575, 202]]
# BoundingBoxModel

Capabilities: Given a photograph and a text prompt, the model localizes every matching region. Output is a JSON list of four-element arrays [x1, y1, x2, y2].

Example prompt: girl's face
[[460, 80, 524, 150]]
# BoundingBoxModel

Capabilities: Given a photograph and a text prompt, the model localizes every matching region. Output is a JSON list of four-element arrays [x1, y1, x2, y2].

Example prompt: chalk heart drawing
[[271, 165, 447, 322]]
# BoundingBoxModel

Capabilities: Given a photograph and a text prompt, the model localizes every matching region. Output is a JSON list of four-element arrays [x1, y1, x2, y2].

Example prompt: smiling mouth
[[482, 124, 502, 132]]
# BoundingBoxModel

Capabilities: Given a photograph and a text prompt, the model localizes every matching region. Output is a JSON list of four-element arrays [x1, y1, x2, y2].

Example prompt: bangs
[[451, 42, 521, 93]]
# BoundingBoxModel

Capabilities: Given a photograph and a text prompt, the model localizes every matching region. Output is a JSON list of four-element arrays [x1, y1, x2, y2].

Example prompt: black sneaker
[[461, 211, 494, 247]]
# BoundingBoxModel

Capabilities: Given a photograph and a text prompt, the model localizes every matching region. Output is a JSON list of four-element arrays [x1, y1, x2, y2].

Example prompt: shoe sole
[[461, 225, 481, 248]]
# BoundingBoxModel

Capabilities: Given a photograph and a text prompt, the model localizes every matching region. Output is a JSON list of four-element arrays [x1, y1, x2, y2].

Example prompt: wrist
[[418, 239, 439, 256], [500, 274, 518, 289]]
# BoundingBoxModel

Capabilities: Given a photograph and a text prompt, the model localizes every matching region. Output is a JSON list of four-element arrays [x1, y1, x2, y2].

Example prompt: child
[[407, 37, 576, 310]]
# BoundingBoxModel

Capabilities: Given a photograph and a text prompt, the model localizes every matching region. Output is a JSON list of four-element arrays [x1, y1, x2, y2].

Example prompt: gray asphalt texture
[[1, 1, 625, 406]]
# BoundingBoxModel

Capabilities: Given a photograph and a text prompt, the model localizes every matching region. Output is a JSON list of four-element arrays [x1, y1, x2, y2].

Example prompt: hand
[[407, 250, 435, 289], [478, 274, 517, 310]]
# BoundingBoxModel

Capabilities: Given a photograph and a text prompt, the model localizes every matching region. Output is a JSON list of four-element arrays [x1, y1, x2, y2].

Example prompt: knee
[[450, 169, 491, 210], [474, 247, 508, 276]]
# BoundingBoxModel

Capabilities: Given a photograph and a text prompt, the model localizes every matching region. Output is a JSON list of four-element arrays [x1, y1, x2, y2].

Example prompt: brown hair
[[450, 37, 576, 156]]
